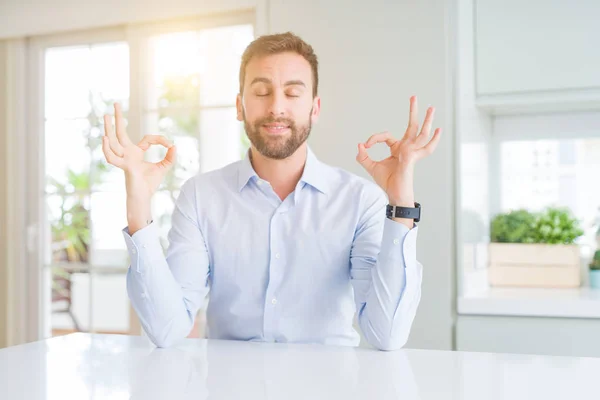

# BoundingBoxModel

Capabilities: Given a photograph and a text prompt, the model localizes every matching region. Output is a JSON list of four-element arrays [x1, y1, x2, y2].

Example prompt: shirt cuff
[[384, 219, 422, 320], [122, 222, 164, 273], [380, 218, 418, 264]]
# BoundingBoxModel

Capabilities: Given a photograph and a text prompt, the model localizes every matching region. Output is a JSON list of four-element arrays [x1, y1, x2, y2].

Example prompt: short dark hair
[[239, 32, 319, 98]]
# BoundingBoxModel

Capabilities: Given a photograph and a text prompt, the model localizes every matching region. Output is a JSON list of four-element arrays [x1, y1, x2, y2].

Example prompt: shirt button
[[131, 248, 137, 254], [275, 253, 280, 259], [393, 238, 400, 245], [142, 244, 147, 249], [271, 298, 278, 305]]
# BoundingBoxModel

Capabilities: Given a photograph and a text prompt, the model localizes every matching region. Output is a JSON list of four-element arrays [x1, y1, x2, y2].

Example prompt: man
[[102, 32, 441, 350]]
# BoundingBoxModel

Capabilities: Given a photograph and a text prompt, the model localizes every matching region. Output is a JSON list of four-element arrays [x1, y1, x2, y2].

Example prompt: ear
[[236, 93, 244, 121], [310, 96, 321, 124]]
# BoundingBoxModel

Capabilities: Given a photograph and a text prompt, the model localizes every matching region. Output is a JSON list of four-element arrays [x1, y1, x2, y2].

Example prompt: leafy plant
[[49, 173, 90, 262], [590, 250, 600, 271], [49, 93, 113, 263], [490, 209, 537, 244], [490, 207, 583, 245], [529, 207, 584, 244]]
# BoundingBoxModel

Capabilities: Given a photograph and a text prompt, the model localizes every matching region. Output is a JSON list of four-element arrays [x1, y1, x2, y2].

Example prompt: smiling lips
[[262, 123, 290, 134]]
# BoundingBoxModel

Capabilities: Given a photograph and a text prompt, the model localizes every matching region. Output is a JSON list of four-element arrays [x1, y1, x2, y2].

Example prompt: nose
[[267, 90, 286, 117]]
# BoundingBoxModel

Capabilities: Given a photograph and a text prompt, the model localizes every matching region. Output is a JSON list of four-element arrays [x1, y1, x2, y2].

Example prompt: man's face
[[237, 52, 321, 160]]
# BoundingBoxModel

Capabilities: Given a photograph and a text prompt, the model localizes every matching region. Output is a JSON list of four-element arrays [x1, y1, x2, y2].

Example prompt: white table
[[0, 333, 598, 399]]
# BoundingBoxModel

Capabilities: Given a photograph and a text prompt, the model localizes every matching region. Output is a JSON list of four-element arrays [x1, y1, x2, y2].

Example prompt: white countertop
[[458, 287, 600, 318], [1, 333, 599, 399]]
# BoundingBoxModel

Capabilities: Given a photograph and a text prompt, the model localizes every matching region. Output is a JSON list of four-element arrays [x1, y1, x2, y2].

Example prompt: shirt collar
[[300, 146, 329, 194], [237, 150, 258, 192], [237, 146, 330, 194]]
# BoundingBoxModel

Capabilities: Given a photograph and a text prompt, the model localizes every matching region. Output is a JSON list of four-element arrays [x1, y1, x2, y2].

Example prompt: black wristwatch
[[386, 202, 421, 222]]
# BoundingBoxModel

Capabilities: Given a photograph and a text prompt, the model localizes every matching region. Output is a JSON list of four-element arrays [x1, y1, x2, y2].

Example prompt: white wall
[[0, 0, 457, 350], [269, 0, 456, 350]]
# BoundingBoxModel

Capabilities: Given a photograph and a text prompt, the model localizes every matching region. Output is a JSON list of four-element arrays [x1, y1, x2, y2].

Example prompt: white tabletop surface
[[1, 333, 599, 400]]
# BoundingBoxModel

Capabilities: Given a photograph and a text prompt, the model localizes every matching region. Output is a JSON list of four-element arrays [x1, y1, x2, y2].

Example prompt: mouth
[[262, 123, 291, 135]]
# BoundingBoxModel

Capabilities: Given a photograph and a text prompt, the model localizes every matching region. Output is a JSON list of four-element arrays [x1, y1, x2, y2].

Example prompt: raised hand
[[356, 96, 442, 226], [102, 103, 176, 200], [102, 103, 177, 234]]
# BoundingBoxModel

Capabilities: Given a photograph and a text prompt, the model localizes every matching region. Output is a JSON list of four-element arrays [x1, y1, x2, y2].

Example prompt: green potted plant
[[590, 251, 600, 288], [589, 225, 600, 289], [489, 207, 584, 288]]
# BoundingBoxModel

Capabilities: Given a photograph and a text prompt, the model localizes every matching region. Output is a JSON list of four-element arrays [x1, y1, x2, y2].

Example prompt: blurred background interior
[[0, 0, 599, 358]]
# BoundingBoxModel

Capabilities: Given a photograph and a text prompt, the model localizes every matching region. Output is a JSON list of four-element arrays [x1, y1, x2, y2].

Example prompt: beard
[[243, 109, 312, 160]]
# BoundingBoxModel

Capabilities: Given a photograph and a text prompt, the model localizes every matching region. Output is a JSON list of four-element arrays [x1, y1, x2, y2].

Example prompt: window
[[500, 139, 600, 230], [494, 112, 600, 256], [142, 24, 254, 249], [31, 13, 254, 340], [44, 41, 130, 336]]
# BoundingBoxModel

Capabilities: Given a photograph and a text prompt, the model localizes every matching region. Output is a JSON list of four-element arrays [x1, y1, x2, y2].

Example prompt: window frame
[[26, 10, 256, 340], [489, 111, 600, 218]]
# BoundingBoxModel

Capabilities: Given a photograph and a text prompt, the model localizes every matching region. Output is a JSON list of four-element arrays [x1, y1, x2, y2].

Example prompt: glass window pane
[[90, 271, 130, 334], [44, 40, 129, 339], [45, 43, 129, 119], [198, 24, 254, 107], [46, 194, 91, 265], [152, 190, 177, 252], [501, 140, 566, 211], [500, 138, 600, 247], [45, 119, 91, 194], [147, 24, 253, 110], [91, 152, 126, 192], [90, 191, 128, 264], [48, 268, 91, 334], [89, 42, 130, 112], [168, 134, 200, 189], [144, 109, 199, 138], [148, 31, 201, 111], [199, 107, 245, 172], [45, 46, 92, 119]]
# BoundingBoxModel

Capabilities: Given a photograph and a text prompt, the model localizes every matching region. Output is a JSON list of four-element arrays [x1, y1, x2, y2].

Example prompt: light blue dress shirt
[[123, 146, 422, 350]]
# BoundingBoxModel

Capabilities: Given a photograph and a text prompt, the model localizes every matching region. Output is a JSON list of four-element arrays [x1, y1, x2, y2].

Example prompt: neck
[[249, 143, 308, 200]]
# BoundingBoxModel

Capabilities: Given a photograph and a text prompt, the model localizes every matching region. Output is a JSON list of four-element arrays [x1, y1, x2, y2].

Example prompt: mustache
[[255, 116, 295, 126]]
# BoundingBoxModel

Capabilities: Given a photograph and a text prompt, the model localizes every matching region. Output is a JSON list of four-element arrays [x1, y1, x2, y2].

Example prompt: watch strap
[[386, 202, 421, 222]]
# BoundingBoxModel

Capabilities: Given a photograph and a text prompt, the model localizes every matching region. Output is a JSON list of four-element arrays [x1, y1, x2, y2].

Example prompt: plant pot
[[590, 270, 600, 289], [488, 243, 581, 288]]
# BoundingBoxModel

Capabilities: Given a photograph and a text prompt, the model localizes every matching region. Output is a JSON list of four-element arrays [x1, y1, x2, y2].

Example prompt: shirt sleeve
[[122, 178, 210, 348], [349, 188, 423, 351]]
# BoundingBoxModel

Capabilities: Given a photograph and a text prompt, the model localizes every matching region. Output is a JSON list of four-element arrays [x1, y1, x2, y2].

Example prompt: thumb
[[156, 145, 177, 169], [356, 143, 376, 174]]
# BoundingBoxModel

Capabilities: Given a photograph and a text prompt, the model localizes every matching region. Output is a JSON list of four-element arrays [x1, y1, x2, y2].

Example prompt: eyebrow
[[250, 77, 306, 88]]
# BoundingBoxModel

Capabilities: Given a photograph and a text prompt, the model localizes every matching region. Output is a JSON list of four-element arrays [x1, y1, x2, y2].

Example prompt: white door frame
[[24, 8, 260, 342], [26, 26, 129, 341]]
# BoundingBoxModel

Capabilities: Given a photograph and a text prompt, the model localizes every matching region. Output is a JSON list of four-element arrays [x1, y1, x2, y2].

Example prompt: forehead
[[245, 52, 312, 86]]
